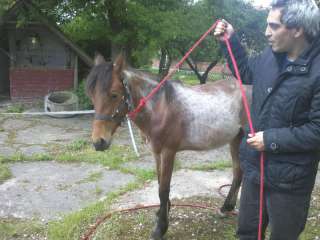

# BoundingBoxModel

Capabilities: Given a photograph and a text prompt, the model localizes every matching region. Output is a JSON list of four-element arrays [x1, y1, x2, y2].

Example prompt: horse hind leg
[[220, 130, 243, 213], [151, 148, 175, 240]]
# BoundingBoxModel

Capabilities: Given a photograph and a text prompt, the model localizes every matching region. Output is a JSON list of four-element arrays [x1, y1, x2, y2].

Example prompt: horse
[[86, 54, 252, 240]]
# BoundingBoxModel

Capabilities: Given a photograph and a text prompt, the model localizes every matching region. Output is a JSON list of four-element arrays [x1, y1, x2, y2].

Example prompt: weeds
[[5, 104, 25, 113]]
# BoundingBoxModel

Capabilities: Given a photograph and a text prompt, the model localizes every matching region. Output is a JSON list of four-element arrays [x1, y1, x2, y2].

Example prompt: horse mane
[[86, 62, 113, 96], [130, 68, 178, 105], [86, 62, 178, 105]]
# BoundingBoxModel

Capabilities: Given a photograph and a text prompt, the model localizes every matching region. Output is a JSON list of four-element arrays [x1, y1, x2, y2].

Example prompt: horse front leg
[[151, 148, 175, 240], [221, 132, 243, 213]]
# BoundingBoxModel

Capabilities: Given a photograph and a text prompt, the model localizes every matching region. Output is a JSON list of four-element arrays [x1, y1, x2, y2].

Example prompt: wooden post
[[73, 55, 78, 90]]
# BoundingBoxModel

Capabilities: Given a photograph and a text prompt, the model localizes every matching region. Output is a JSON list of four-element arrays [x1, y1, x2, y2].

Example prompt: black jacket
[[222, 35, 320, 194]]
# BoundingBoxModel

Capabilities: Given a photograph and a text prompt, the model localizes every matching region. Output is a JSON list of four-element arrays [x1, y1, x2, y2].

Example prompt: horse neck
[[124, 69, 161, 129]]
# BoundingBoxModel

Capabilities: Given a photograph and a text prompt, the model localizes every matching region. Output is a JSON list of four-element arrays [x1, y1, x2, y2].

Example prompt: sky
[[251, 0, 273, 7]]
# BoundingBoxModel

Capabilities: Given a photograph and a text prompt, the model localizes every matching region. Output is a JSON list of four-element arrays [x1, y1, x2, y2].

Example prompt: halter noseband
[[94, 77, 134, 123]]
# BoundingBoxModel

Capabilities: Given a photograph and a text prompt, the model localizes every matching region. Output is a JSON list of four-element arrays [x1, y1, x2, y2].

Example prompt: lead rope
[[224, 35, 265, 240], [127, 21, 220, 119], [127, 19, 264, 240]]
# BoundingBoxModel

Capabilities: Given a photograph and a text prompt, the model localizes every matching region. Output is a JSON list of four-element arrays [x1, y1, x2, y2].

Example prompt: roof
[[0, 0, 93, 67]]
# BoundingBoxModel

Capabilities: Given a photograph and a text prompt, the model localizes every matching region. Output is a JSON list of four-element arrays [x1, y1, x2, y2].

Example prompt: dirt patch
[[94, 196, 237, 240], [89, 188, 320, 240]]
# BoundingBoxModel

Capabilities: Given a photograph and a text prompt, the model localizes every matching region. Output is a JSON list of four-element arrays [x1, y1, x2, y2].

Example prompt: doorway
[[0, 32, 10, 97]]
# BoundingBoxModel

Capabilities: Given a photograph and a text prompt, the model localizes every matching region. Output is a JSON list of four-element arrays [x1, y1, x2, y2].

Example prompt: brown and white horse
[[86, 54, 251, 240]]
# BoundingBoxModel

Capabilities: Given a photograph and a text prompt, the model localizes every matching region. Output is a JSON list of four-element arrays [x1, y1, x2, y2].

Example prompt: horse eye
[[110, 93, 118, 99]]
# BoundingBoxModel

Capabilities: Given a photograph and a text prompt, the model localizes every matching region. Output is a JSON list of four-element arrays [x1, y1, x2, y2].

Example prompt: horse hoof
[[218, 209, 238, 218], [150, 232, 164, 240], [151, 225, 167, 240]]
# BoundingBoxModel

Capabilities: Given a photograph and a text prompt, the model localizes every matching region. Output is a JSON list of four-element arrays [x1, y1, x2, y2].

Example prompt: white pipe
[[0, 110, 95, 116], [0, 110, 141, 157], [127, 117, 140, 157]]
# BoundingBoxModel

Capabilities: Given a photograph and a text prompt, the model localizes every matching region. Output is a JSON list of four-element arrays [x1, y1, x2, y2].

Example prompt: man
[[214, 0, 320, 239]]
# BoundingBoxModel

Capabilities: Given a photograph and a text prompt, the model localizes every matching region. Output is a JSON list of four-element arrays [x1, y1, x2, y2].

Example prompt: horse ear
[[94, 54, 106, 66], [113, 54, 126, 72]]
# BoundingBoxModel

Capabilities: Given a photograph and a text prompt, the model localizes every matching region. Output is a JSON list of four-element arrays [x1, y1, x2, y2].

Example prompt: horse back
[[172, 79, 251, 151]]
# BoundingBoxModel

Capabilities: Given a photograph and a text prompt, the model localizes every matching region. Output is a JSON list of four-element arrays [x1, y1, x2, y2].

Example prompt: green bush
[[74, 81, 93, 110]]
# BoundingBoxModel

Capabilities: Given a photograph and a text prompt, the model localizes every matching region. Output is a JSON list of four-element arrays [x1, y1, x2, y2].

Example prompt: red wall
[[10, 69, 74, 99]]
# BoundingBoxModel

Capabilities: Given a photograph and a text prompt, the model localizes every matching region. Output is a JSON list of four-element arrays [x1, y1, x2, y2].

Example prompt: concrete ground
[[0, 103, 233, 222], [0, 101, 319, 223]]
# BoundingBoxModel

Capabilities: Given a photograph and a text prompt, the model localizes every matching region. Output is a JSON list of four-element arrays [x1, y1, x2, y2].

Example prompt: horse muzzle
[[93, 138, 111, 151]]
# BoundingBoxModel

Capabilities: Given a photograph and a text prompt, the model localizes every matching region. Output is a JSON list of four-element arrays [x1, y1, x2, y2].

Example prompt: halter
[[94, 77, 134, 123]]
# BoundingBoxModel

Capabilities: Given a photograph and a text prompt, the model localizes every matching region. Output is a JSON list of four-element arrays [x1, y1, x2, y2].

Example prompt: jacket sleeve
[[220, 34, 258, 85], [264, 78, 320, 153]]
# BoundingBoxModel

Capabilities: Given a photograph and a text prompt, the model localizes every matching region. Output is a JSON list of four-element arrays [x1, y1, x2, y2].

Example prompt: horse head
[[86, 54, 128, 151]]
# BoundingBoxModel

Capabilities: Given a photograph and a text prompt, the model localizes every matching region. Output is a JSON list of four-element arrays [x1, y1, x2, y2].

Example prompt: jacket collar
[[272, 35, 320, 69]]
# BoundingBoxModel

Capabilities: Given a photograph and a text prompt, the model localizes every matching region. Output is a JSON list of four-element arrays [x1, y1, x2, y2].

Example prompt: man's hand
[[247, 131, 265, 151], [213, 19, 235, 41]]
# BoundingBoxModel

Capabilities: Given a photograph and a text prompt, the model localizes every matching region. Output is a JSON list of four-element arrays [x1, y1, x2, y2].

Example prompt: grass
[[190, 160, 232, 171], [0, 218, 46, 240], [172, 71, 224, 86], [93, 196, 237, 240], [47, 180, 144, 240], [0, 138, 156, 239], [0, 122, 319, 240], [121, 167, 156, 182], [141, 67, 224, 86], [5, 104, 25, 113], [88, 188, 320, 240], [76, 171, 104, 184], [0, 139, 136, 170]]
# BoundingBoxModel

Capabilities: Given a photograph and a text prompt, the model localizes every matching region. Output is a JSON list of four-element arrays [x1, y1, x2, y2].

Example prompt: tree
[[1, 0, 267, 82], [174, 0, 267, 83], [0, 0, 15, 15]]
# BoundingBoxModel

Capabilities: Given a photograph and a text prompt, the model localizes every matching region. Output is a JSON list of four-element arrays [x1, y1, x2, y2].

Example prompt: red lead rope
[[127, 21, 220, 119], [224, 35, 265, 240], [128, 19, 264, 240]]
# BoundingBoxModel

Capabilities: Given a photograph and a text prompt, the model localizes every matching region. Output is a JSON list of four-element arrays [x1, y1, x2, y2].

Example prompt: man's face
[[265, 8, 297, 53]]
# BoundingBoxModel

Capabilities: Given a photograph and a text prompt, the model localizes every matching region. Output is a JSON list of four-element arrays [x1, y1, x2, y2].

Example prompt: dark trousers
[[237, 178, 311, 240]]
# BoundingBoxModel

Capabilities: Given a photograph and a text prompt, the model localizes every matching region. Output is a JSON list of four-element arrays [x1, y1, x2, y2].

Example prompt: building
[[0, 0, 93, 99]]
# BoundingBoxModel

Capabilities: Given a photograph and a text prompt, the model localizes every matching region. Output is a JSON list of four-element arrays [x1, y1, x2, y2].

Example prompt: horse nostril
[[93, 138, 110, 151]]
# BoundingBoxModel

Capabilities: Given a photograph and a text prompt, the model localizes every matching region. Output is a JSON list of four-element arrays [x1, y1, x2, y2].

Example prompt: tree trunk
[[105, 0, 130, 62], [184, 57, 202, 81], [158, 48, 171, 78], [200, 60, 218, 84], [111, 43, 123, 61], [179, 49, 217, 84]]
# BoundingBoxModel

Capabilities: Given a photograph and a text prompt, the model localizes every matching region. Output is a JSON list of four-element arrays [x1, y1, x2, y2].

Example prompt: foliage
[[1, 0, 268, 69], [206, 0, 268, 54], [0, 0, 14, 15], [5, 104, 25, 113], [74, 81, 93, 110], [0, 218, 46, 240]]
